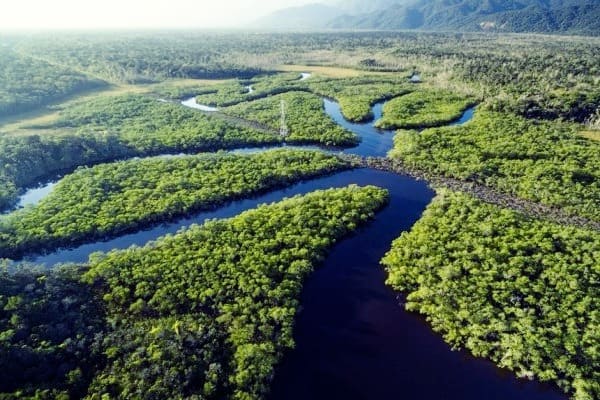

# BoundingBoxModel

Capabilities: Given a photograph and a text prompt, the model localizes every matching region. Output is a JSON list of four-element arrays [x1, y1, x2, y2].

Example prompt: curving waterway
[[15, 91, 564, 399], [10, 99, 474, 209]]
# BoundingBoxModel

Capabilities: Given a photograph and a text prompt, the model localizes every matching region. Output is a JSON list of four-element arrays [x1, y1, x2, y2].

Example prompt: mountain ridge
[[254, 0, 600, 35]]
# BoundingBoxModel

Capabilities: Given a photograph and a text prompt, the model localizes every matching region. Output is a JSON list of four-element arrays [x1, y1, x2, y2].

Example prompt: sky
[[0, 0, 319, 30]]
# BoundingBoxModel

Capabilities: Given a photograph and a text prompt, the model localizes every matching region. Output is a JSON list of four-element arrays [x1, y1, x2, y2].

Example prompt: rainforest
[[0, 29, 598, 400]]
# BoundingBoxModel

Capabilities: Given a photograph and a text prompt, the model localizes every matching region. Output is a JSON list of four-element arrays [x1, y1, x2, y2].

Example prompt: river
[[15, 91, 564, 399], [11, 98, 474, 208]]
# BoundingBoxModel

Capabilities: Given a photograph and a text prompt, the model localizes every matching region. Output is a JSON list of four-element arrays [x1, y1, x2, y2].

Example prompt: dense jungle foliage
[[382, 190, 600, 400], [0, 30, 598, 400], [390, 111, 600, 221], [14, 34, 265, 83], [6, 31, 598, 125], [375, 89, 476, 129], [389, 34, 599, 122], [0, 132, 137, 211], [0, 150, 350, 259], [0, 263, 106, 399], [1, 186, 389, 399], [223, 92, 358, 146], [0, 96, 281, 211], [0, 49, 105, 118], [46, 94, 279, 152]]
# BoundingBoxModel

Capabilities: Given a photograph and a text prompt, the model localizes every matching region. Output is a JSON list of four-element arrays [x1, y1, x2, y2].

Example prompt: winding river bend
[[19, 95, 564, 399]]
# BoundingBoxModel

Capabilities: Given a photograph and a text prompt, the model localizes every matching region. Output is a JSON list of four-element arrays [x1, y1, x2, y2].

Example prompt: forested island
[[0, 30, 598, 400]]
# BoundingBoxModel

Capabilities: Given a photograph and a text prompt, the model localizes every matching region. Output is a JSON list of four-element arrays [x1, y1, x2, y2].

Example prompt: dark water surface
[[269, 172, 564, 400], [269, 97, 564, 400], [326, 99, 395, 158]]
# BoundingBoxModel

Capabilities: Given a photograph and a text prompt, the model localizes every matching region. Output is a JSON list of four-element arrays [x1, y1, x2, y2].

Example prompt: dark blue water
[[269, 172, 565, 400], [325, 99, 476, 157], [325, 99, 395, 158], [18, 95, 564, 400]]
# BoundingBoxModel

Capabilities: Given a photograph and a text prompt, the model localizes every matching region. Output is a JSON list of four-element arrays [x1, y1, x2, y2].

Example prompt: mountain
[[331, 0, 414, 15], [255, 0, 600, 35], [495, 2, 600, 35], [251, 3, 344, 29], [327, 0, 600, 35]]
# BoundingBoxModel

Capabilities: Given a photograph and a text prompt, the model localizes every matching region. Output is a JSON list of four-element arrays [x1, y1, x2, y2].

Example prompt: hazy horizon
[[1, 0, 323, 31]]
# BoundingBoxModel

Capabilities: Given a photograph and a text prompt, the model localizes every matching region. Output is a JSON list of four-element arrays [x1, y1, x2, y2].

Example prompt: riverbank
[[341, 154, 600, 231], [0, 150, 351, 261]]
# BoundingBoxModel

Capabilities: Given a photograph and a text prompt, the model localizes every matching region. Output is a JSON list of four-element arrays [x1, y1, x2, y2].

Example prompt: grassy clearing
[[581, 130, 600, 142], [160, 78, 230, 86], [148, 78, 234, 100], [277, 64, 399, 78]]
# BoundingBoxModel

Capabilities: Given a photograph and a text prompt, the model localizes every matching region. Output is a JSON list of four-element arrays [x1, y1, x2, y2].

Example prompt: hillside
[[330, 0, 600, 35], [257, 0, 600, 35]]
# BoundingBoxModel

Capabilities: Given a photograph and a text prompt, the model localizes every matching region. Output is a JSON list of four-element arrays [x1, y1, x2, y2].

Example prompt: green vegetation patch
[[457, 46, 600, 123], [581, 130, 600, 142], [0, 49, 106, 118], [390, 111, 600, 221], [15, 34, 264, 83], [0, 150, 350, 259], [83, 185, 388, 399], [48, 94, 280, 152], [382, 190, 600, 400], [0, 94, 282, 211], [0, 185, 389, 398], [193, 80, 257, 107], [0, 264, 106, 399], [223, 91, 358, 146], [149, 79, 231, 100], [308, 77, 412, 122], [194, 73, 306, 107], [0, 133, 137, 211], [193, 74, 412, 124], [375, 89, 476, 129]]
